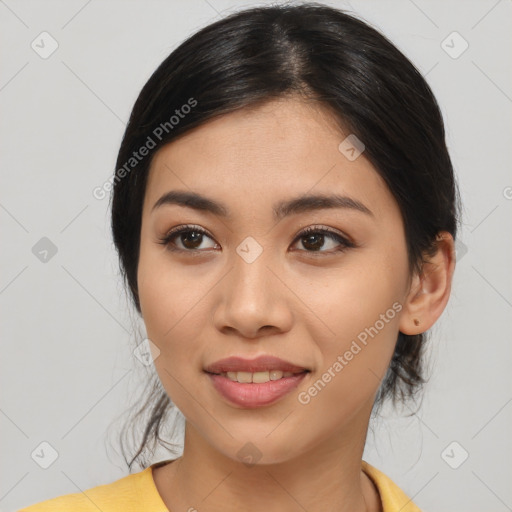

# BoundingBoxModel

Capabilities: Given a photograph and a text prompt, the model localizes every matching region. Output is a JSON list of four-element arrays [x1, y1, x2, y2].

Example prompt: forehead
[[144, 98, 397, 221]]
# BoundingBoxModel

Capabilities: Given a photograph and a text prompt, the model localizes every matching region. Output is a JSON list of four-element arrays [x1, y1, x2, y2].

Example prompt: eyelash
[[157, 224, 356, 256]]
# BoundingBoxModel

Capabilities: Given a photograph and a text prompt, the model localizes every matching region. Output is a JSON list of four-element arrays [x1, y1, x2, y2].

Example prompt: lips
[[204, 355, 310, 408], [204, 355, 309, 374]]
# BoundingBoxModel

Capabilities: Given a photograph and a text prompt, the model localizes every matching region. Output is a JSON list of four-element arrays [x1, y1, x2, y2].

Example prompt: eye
[[157, 225, 219, 253], [158, 224, 355, 255], [291, 226, 355, 255]]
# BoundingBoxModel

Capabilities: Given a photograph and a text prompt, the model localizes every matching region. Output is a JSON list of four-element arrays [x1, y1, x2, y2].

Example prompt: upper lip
[[204, 355, 309, 374]]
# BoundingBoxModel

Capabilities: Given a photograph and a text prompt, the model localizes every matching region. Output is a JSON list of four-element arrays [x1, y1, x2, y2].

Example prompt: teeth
[[221, 370, 297, 383], [270, 370, 283, 381], [236, 371, 252, 383], [253, 371, 270, 383]]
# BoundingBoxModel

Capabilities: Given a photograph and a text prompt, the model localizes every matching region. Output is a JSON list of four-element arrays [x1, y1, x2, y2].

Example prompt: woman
[[19, 2, 458, 511]]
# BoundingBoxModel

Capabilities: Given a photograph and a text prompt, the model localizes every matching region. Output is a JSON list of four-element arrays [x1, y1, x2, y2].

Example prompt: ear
[[399, 231, 456, 335]]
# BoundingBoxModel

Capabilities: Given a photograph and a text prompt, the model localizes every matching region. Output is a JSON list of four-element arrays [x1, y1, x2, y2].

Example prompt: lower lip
[[207, 372, 308, 408]]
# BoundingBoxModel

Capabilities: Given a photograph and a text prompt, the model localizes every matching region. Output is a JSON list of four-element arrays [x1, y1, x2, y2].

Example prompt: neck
[[153, 400, 381, 512]]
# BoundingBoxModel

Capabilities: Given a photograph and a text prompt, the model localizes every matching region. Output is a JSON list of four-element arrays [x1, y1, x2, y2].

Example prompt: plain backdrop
[[1, 1, 511, 511]]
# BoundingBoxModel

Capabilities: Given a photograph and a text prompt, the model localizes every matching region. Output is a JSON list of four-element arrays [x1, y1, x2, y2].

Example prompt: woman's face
[[137, 97, 413, 464]]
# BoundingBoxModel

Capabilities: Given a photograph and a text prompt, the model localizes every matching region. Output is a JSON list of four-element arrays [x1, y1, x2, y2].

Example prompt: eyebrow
[[152, 190, 373, 219]]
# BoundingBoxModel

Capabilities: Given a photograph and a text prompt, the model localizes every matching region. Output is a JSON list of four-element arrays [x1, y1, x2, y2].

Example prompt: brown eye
[[301, 232, 326, 251], [292, 226, 355, 254], [158, 225, 218, 252], [179, 230, 205, 249]]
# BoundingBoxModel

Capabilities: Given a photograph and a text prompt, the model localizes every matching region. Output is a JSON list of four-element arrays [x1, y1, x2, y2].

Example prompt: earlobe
[[399, 232, 456, 335]]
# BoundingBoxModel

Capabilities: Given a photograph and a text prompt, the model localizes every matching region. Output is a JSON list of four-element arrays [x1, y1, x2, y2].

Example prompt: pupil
[[303, 233, 324, 251], [182, 231, 202, 249]]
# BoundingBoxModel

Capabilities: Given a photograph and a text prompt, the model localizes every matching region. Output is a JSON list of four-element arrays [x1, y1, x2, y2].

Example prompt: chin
[[214, 435, 305, 467]]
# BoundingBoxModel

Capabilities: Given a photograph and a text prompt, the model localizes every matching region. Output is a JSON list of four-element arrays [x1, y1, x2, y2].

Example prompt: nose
[[213, 249, 294, 339]]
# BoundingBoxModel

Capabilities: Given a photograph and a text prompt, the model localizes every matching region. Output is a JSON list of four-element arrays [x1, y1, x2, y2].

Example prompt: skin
[[137, 97, 455, 512]]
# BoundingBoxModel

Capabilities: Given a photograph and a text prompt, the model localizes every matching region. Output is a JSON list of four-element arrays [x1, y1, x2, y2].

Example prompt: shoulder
[[362, 460, 423, 512], [17, 466, 161, 512]]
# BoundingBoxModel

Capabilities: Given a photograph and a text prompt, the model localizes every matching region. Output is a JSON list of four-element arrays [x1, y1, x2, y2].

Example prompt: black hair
[[110, 2, 460, 470]]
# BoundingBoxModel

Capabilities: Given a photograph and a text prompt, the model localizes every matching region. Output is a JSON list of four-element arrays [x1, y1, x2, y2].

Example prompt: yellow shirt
[[18, 459, 421, 511]]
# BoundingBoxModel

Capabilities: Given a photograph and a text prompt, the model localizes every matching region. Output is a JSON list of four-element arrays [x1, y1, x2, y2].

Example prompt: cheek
[[137, 250, 212, 415], [295, 252, 407, 389], [137, 244, 211, 358], [292, 281, 403, 431]]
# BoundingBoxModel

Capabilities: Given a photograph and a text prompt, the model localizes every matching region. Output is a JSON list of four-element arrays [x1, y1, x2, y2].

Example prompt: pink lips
[[204, 355, 309, 408], [204, 355, 308, 374], [207, 372, 307, 408]]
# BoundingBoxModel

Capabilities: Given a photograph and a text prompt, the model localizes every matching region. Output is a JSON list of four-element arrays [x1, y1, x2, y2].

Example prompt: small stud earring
[[413, 318, 420, 326]]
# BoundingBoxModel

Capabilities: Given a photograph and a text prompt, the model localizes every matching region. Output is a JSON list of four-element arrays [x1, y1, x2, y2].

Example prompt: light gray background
[[1, 1, 511, 511]]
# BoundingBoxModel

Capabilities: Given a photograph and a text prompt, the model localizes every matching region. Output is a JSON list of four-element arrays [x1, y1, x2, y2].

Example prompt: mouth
[[204, 354, 310, 375], [205, 369, 308, 384], [204, 355, 310, 408]]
